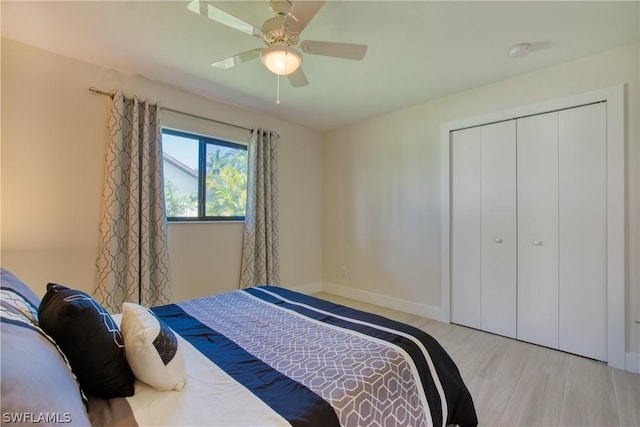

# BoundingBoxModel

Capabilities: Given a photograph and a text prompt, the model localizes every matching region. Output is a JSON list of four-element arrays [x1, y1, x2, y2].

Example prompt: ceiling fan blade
[[299, 40, 367, 60], [212, 48, 262, 69], [284, 1, 326, 35], [187, 0, 263, 37], [288, 67, 309, 88]]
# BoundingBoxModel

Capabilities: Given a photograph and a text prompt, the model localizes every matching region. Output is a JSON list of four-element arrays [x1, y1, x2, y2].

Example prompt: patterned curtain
[[95, 91, 170, 312], [239, 129, 280, 288]]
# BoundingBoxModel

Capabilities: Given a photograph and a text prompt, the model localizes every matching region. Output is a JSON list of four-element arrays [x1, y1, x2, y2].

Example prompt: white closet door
[[451, 127, 481, 329], [517, 112, 560, 349], [480, 121, 517, 338], [558, 103, 607, 361]]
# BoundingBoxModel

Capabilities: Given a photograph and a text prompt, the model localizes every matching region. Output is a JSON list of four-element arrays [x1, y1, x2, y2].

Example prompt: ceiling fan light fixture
[[261, 46, 302, 76]]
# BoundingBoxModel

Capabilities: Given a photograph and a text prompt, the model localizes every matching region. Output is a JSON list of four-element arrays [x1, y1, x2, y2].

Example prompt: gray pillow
[[1, 270, 90, 426]]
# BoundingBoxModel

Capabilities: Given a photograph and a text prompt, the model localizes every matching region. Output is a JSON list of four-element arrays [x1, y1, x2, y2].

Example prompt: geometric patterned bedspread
[[152, 286, 478, 427]]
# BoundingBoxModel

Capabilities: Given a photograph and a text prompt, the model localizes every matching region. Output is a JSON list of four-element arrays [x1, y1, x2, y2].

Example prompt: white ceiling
[[2, 1, 638, 132]]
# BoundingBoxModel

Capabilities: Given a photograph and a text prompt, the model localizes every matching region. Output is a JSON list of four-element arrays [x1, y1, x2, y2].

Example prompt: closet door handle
[[494, 238, 503, 244], [533, 240, 543, 246]]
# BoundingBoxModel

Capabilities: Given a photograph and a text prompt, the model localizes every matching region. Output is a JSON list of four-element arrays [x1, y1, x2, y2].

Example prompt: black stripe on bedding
[[151, 303, 340, 427], [245, 286, 478, 427]]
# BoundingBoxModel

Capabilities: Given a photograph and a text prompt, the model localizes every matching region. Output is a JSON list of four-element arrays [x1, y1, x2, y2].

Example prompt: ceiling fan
[[187, 0, 368, 87]]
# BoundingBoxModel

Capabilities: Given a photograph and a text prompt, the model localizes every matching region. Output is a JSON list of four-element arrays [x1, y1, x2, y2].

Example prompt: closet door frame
[[440, 85, 625, 370]]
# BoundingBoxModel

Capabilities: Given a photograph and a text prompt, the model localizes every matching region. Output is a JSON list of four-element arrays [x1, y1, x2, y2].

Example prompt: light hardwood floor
[[313, 292, 640, 427]]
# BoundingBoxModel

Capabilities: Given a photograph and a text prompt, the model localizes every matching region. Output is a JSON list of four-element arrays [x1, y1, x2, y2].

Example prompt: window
[[162, 128, 248, 221]]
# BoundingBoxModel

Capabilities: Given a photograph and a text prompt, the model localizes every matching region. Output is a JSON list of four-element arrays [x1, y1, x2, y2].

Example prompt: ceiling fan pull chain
[[276, 74, 281, 105]]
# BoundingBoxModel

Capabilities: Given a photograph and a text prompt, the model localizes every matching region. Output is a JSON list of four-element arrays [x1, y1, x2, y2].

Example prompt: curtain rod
[[88, 87, 252, 132]]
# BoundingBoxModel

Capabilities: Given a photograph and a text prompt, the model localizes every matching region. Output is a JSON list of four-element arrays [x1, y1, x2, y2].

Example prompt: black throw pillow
[[38, 283, 135, 398]]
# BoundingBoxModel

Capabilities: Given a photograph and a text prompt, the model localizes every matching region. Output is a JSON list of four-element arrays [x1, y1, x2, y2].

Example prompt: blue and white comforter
[[127, 286, 477, 427]]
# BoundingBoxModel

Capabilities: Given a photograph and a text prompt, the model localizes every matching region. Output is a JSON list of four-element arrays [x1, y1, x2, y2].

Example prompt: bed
[[1, 268, 477, 427]]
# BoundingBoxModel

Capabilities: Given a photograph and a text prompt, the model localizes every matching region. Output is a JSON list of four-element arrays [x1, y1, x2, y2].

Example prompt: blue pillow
[[38, 283, 135, 398]]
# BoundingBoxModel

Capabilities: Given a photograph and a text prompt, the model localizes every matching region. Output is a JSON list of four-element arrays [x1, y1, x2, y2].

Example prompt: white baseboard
[[322, 282, 443, 321], [625, 352, 640, 374], [287, 282, 323, 295]]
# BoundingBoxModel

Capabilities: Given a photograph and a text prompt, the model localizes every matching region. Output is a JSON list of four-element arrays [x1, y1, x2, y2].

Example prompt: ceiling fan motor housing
[[262, 15, 298, 46]]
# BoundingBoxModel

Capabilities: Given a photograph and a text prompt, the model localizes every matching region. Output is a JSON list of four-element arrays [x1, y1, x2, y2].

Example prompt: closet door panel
[[558, 103, 607, 361], [451, 128, 481, 329], [480, 121, 517, 338], [517, 112, 559, 349]]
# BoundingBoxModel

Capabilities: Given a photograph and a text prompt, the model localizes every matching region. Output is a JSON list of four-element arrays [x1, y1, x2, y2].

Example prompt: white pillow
[[120, 302, 186, 391]]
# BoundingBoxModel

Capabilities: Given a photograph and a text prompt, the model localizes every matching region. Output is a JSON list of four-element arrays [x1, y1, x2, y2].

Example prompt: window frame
[[162, 128, 248, 222]]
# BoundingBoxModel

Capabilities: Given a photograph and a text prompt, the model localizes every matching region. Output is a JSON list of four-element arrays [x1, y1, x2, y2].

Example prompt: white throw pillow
[[120, 302, 186, 391]]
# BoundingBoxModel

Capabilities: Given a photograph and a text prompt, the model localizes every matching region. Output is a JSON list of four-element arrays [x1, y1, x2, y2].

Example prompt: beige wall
[[323, 43, 640, 354], [1, 38, 323, 302], [2, 37, 639, 358]]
